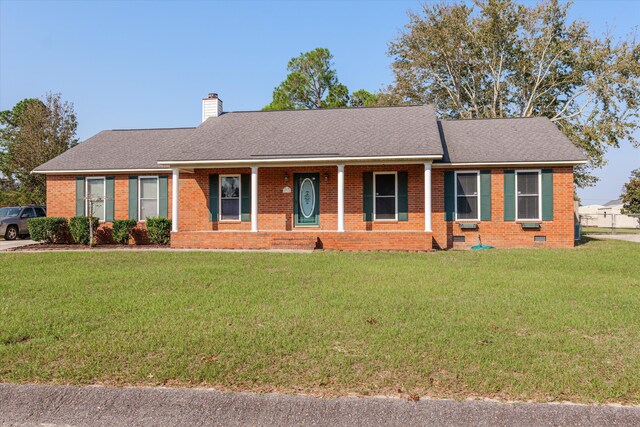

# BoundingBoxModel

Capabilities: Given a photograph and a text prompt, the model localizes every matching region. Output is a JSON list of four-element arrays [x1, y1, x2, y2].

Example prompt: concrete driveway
[[0, 384, 638, 427], [0, 238, 35, 251], [585, 234, 640, 243]]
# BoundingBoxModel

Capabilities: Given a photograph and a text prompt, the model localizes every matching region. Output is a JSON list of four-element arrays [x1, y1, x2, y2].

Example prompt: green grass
[[582, 226, 640, 235], [1, 238, 639, 404]]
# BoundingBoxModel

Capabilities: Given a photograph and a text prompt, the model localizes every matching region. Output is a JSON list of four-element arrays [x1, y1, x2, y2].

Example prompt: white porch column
[[171, 168, 179, 232], [337, 164, 345, 232], [251, 166, 258, 232], [424, 162, 432, 232]]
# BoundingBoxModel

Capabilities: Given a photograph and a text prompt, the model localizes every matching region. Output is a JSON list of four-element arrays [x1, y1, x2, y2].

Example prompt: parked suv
[[0, 205, 47, 240]]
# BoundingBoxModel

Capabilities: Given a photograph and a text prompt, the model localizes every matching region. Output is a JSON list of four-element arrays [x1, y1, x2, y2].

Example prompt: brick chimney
[[202, 92, 223, 122]]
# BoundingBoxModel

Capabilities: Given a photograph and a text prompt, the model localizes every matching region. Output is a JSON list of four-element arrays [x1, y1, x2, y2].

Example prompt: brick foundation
[[171, 231, 433, 251]]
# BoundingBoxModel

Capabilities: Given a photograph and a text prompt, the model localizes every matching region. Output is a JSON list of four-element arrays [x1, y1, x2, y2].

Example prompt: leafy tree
[[0, 93, 78, 205], [620, 169, 640, 219], [263, 48, 350, 110], [386, 0, 639, 187], [350, 89, 379, 107]]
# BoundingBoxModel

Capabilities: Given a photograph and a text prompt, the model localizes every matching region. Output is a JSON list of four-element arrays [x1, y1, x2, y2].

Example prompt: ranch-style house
[[34, 93, 587, 250]]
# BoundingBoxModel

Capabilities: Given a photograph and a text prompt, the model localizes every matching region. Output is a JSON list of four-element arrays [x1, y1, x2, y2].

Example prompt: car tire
[[4, 225, 18, 241]]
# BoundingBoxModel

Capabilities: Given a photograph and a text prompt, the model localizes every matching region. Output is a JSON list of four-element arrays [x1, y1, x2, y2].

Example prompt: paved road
[[0, 239, 35, 251], [0, 384, 638, 427], [585, 234, 640, 243]]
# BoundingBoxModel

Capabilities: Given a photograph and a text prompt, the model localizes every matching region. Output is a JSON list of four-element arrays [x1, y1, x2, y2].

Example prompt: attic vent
[[453, 235, 466, 243], [534, 235, 546, 243]]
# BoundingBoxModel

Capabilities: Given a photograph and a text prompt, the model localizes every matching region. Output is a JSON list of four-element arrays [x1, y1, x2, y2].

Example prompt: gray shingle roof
[[34, 106, 587, 173], [159, 105, 442, 162], [33, 128, 196, 172], [437, 117, 587, 164]]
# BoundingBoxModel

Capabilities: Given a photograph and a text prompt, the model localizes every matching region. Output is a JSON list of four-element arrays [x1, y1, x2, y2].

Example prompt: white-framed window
[[373, 172, 397, 221], [455, 171, 480, 221], [220, 175, 241, 221], [138, 176, 159, 221], [85, 176, 106, 221], [516, 170, 542, 221]]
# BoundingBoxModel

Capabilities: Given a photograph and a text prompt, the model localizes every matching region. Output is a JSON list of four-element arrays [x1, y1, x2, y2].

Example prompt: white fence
[[579, 213, 640, 232]]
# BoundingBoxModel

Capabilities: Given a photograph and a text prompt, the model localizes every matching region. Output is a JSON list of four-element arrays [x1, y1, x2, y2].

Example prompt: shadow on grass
[[575, 236, 600, 246]]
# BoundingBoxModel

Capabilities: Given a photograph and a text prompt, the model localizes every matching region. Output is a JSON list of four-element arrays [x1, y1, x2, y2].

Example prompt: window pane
[[35, 207, 46, 217], [221, 199, 240, 220], [221, 176, 240, 198], [457, 196, 478, 220], [140, 199, 158, 219], [375, 174, 395, 197], [517, 172, 538, 195], [375, 197, 396, 220], [87, 179, 104, 200], [140, 178, 158, 199], [91, 201, 105, 221], [87, 178, 105, 221], [518, 195, 539, 219], [456, 173, 477, 197]]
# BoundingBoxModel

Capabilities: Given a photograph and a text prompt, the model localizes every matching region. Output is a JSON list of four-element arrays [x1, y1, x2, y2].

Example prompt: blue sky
[[1, 0, 638, 204]]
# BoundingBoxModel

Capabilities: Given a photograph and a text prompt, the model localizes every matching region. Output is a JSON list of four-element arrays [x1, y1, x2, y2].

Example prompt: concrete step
[[270, 235, 318, 250]]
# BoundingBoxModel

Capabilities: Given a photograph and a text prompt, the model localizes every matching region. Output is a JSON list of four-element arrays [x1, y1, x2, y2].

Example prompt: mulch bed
[[5, 243, 168, 252]]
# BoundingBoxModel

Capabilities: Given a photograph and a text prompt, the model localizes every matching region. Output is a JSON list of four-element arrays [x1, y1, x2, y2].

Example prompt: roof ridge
[[110, 127, 196, 131], [223, 104, 429, 115], [440, 116, 545, 122]]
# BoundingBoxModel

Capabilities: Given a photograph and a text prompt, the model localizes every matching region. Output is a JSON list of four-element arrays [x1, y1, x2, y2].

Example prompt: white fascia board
[[32, 168, 172, 175], [157, 155, 443, 168], [432, 160, 587, 168]]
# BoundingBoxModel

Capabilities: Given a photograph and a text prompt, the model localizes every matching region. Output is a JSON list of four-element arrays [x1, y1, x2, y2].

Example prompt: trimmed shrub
[[27, 217, 68, 243], [146, 216, 172, 245], [112, 219, 137, 245], [69, 216, 100, 245]]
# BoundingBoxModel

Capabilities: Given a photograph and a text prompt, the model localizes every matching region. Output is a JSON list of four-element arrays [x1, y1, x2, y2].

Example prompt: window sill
[[458, 222, 479, 229], [520, 222, 542, 229]]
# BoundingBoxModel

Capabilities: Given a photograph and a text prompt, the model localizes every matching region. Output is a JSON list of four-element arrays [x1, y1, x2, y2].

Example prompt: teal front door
[[294, 173, 320, 226]]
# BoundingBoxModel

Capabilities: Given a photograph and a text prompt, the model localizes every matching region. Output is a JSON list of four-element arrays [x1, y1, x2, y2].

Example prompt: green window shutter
[[397, 171, 409, 221], [75, 176, 85, 216], [209, 174, 219, 221], [362, 172, 373, 221], [504, 170, 515, 221], [105, 176, 115, 222], [241, 174, 251, 222], [158, 175, 168, 219], [128, 176, 138, 221], [480, 170, 491, 221], [444, 171, 455, 221], [541, 169, 554, 221]]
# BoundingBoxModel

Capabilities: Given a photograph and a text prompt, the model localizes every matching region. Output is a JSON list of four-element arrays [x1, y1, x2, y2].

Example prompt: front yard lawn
[[1, 238, 639, 404]]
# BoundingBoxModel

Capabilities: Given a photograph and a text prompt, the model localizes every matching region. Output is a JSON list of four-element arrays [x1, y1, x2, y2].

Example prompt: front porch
[[168, 162, 434, 250], [171, 230, 434, 251]]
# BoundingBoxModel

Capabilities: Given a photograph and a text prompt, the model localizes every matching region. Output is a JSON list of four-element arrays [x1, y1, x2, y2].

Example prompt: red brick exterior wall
[[45, 165, 576, 250], [430, 167, 575, 249], [46, 173, 172, 244]]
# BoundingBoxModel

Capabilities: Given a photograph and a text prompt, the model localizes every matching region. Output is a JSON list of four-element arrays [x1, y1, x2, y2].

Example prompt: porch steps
[[270, 235, 318, 250]]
